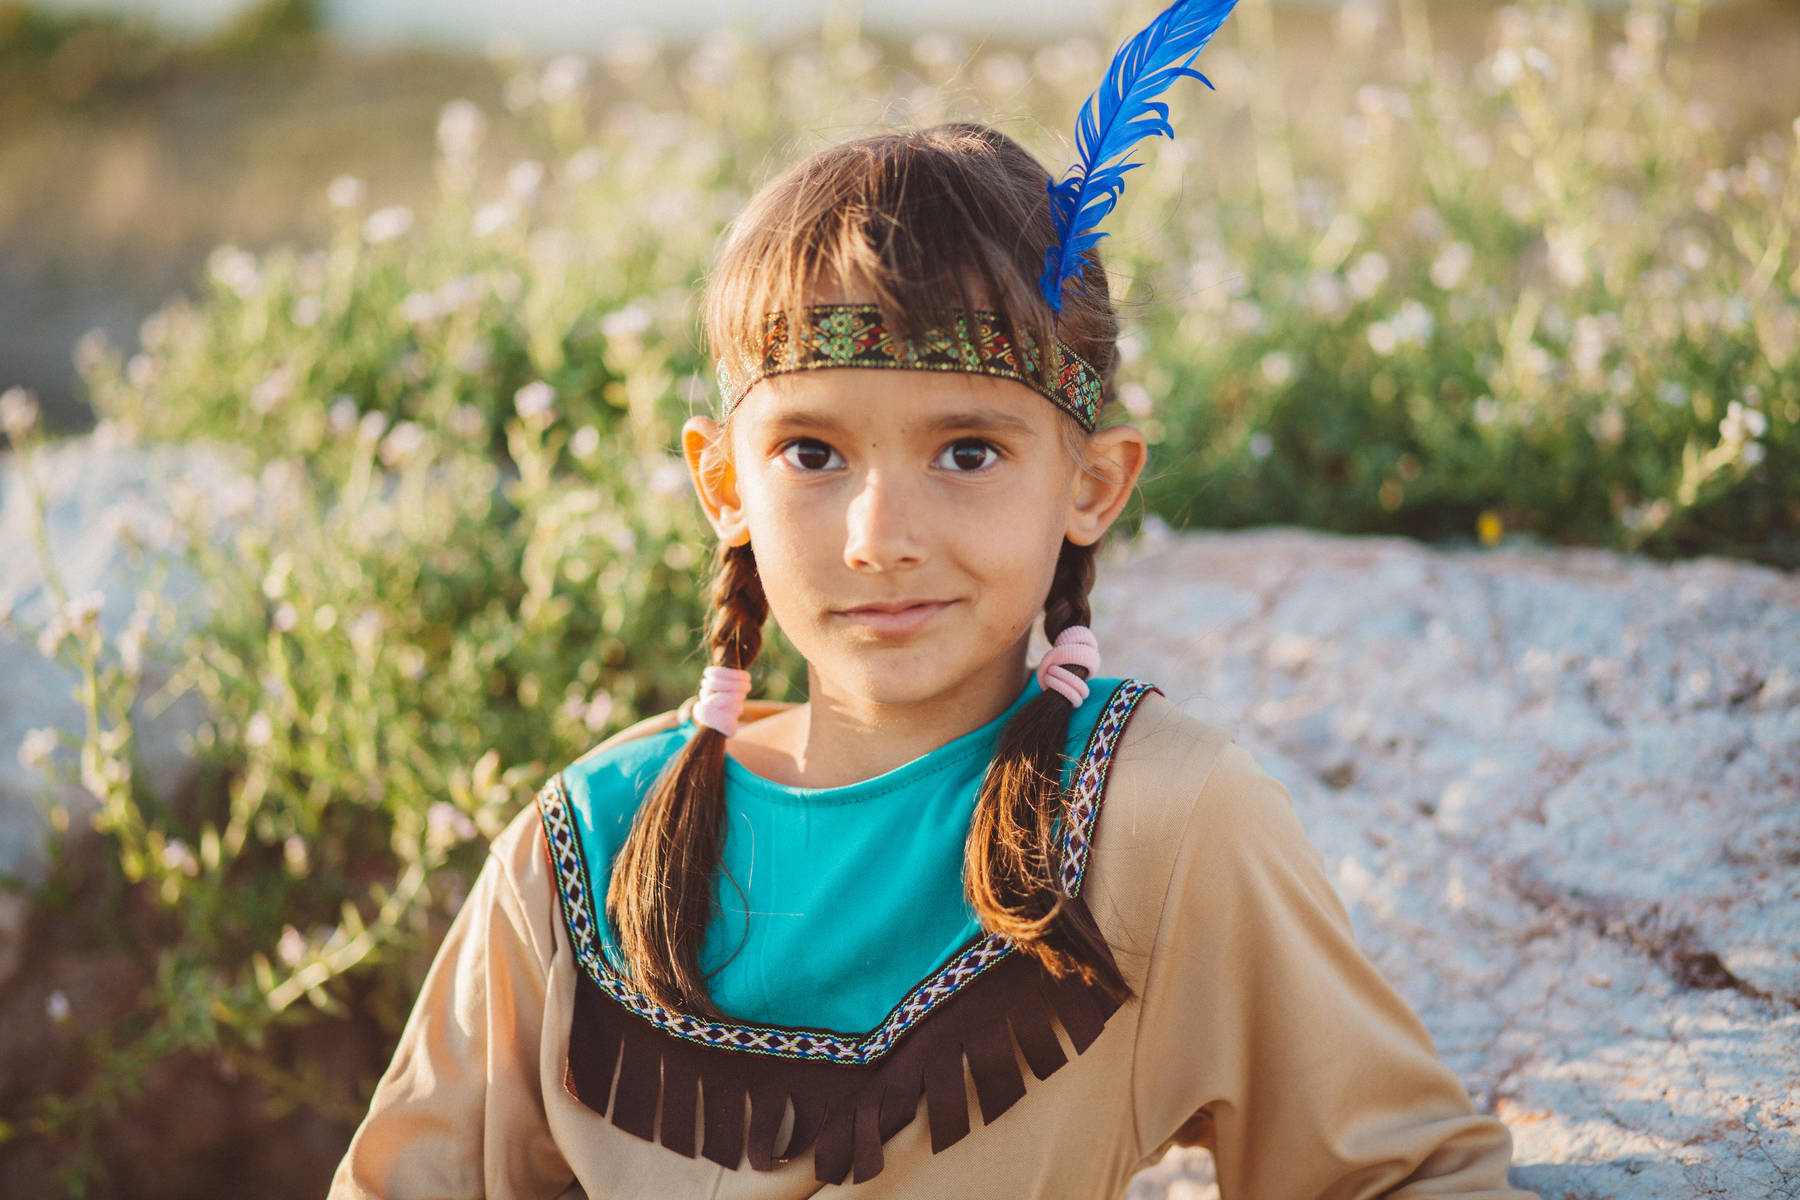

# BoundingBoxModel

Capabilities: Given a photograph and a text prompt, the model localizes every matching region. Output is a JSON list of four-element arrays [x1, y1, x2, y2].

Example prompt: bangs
[[701, 124, 1117, 423]]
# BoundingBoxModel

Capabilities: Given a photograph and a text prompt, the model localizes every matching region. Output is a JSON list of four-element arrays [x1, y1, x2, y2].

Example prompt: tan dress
[[329, 689, 1538, 1199]]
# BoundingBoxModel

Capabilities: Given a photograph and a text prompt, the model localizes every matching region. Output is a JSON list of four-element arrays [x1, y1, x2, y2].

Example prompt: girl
[[331, 50, 1537, 1200]]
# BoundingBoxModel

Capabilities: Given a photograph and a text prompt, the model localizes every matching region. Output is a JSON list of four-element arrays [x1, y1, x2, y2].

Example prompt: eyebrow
[[759, 407, 1039, 438]]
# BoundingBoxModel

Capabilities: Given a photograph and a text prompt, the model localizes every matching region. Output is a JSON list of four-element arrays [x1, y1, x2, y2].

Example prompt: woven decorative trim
[[536, 677, 1161, 1183], [713, 304, 1106, 433], [540, 678, 1154, 1059]]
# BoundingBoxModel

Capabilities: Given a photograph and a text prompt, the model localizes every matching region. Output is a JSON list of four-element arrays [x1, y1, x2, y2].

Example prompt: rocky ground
[[1108, 523, 1800, 1199], [3, 432, 1797, 1197]]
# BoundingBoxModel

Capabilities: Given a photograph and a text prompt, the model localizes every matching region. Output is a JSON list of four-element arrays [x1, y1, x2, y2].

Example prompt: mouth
[[833, 599, 956, 635]]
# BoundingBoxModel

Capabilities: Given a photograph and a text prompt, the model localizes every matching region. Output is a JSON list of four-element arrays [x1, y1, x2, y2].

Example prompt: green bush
[[7, 1, 1796, 1193], [1110, 0, 1796, 563]]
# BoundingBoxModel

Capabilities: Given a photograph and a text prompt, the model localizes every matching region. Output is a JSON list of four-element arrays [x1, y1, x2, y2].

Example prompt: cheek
[[739, 487, 834, 601]]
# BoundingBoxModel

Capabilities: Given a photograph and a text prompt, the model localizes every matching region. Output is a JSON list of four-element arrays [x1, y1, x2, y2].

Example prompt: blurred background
[[1, 0, 1796, 1196]]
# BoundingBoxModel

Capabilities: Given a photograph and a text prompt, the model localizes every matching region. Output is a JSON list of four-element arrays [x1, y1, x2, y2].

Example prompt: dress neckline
[[708, 676, 1043, 806]]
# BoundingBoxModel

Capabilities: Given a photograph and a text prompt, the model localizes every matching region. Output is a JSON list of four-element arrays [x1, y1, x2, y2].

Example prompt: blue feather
[[1040, 0, 1242, 313]]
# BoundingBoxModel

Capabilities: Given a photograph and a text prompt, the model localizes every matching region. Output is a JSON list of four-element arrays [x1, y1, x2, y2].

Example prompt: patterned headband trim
[[713, 304, 1105, 433]]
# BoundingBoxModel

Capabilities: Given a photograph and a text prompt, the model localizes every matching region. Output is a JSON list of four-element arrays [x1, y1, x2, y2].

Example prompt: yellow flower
[[1477, 510, 1505, 546]]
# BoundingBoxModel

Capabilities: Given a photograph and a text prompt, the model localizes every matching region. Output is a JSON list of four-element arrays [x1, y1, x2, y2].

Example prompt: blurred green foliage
[[4, 0, 1797, 1193], [0, 0, 319, 108]]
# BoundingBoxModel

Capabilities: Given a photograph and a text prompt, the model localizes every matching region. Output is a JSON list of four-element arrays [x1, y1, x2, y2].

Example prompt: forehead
[[734, 369, 1053, 439]]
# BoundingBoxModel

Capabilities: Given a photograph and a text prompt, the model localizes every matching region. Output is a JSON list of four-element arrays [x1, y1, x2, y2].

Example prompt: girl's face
[[683, 364, 1146, 715]]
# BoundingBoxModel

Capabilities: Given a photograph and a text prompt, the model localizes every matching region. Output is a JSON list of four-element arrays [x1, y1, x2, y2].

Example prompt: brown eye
[[936, 439, 999, 472], [778, 439, 842, 471]]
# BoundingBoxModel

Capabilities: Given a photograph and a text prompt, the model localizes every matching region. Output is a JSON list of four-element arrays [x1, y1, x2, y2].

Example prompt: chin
[[836, 650, 1018, 709]]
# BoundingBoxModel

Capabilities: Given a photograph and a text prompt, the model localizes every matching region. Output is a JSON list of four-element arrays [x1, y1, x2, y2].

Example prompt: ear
[[682, 416, 751, 547], [1064, 422, 1148, 547]]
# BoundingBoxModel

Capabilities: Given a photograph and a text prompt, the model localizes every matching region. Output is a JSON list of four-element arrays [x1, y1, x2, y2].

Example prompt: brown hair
[[607, 123, 1130, 1017]]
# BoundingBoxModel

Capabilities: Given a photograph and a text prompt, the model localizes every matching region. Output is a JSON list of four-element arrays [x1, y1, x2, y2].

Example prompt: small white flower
[[357, 410, 390, 443], [1547, 228, 1588, 288], [602, 28, 661, 73], [283, 835, 309, 875], [1570, 315, 1610, 378], [1474, 395, 1500, 425], [1228, 300, 1265, 333], [601, 304, 654, 341], [1333, 0, 1382, 46], [435, 275, 485, 314], [245, 712, 275, 748], [911, 33, 965, 71], [462, 348, 494, 382], [399, 291, 438, 326], [349, 609, 384, 656], [647, 457, 689, 497], [1248, 432, 1274, 460], [161, 838, 199, 876], [363, 205, 415, 246], [1657, 380, 1689, 408], [327, 395, 360, 437], [271, 603, 299, 634], [378, 421, 428, 467], [314, 604, 338, 632], [448, 404, 487, 441], [513, 381, 557, 422], [1305, 273, 1350, 323], [1367, 320, 1399, 357], [1489, 47, 1523, 88], [1720, 400, 1768, 443], [1347, 251, 1390, 301], [1430, 241, 1474, 291], [583, 693, 616, 733], [428, 801, 479, 843], [1118, 382, 1154, 418], [327, 175, 366, 210], [18, 728, 58, 772], [46, 990, 72, 1023], [1, 386, 40, 438], [472, 201, 515, 239], [250, 366, 296, 415], [1390, 300, 1435, 347], [505, 159, 545, 203], [539, 55, 589, 106], [291, 295, 323, 328], [277, 925, 306, 967], [436, 100, 486, 162], [207, 246, 262, 299], [570, 425, 601, 459], [1741, 442, 1766, 467], [973, 51, 1029, 95], [1259, 352, 1295, 387], [562, 148, 604, 186]]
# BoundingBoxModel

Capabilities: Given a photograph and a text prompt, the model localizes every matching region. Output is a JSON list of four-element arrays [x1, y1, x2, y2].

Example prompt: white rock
[[1101, 526, 1799, 1198]]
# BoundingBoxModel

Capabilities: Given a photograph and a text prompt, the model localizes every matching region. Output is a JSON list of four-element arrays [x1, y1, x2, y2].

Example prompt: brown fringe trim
[[564, 907, 1126, 1185]]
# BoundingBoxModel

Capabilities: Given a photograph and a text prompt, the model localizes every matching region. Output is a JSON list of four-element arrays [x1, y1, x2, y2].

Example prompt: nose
[[842, 469, 924, 572]]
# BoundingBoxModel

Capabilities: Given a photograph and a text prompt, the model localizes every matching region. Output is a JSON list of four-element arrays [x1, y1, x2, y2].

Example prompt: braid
[[965, 536, 1130, 1001], [606, 539, 767, 1015], [708, 541, 767, 669], [1041, 538, 1096, 644]]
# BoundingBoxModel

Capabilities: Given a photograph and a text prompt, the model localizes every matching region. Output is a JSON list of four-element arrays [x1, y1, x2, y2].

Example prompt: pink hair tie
[[1035, 625, 1100, 707], [692, 665, 752, 737]]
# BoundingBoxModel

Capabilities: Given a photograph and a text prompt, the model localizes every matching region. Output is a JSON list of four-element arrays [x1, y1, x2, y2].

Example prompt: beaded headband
[[713, 303, 1107, 433]]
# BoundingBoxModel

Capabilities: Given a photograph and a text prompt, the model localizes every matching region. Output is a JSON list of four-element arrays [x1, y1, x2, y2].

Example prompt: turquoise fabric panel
[[562, 675, 1127, 1035]]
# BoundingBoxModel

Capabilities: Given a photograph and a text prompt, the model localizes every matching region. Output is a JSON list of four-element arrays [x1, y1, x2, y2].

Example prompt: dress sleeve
[[329, 806, 575, 1200], [1129, 741, 1538, 1200]]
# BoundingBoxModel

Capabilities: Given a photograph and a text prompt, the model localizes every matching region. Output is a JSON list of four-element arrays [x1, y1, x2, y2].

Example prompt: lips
[[833, 599, 955, 635]]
